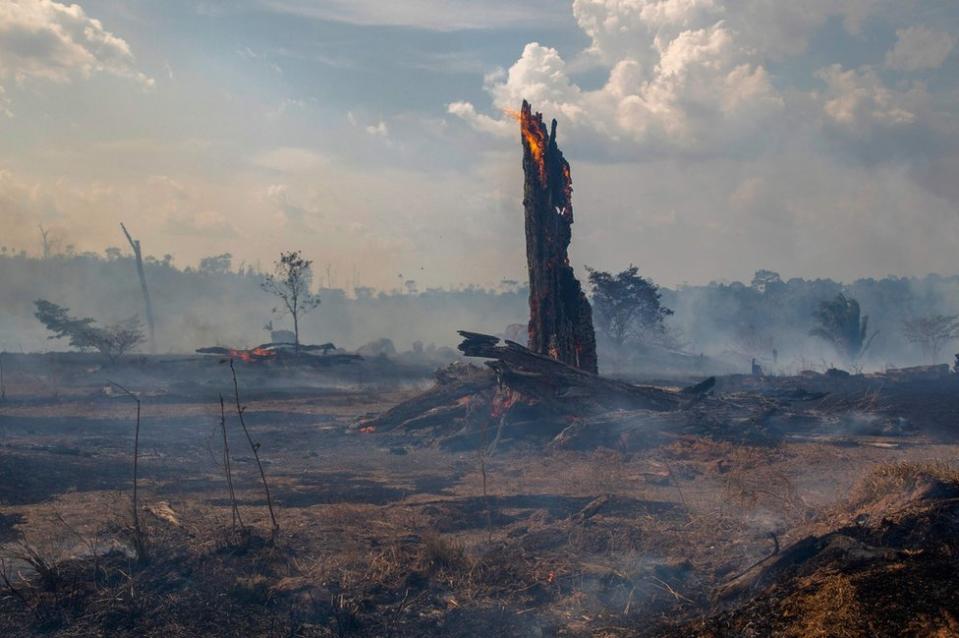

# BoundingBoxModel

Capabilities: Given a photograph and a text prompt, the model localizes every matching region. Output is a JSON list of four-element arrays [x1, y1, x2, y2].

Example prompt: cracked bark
[[519, 100, 598, 373]]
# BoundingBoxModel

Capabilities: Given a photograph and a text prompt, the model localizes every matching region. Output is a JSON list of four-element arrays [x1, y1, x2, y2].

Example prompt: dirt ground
[[1, 355, 958, 637]]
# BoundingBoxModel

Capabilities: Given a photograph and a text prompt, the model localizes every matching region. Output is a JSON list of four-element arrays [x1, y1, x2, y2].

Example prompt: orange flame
[[228, 347, 277, 363], [490, 387, 522, 418], [504, 107, 547, 184]]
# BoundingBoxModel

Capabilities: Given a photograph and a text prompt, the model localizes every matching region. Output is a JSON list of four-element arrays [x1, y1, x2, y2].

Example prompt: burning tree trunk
[[517, 100, 598, 373]]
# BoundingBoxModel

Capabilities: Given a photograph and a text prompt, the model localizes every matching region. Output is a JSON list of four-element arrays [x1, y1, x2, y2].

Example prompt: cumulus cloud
[[442, 0, 959, 286], [816, 65, 923, 133], [449, 0, 957, 156], [452, 2, 783, 154], [885, 26, 956, 71], [0, 0, 152, 118], [447, 101, 511, 137]]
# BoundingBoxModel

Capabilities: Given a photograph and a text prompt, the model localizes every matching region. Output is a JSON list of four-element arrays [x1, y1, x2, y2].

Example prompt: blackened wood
[[458, 331, 678, 412], [519, 100, 598, 373]]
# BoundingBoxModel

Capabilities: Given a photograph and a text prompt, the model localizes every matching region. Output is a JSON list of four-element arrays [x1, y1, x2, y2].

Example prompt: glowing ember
[[490, 387, 522, 418], [228, 347, 277, 363]]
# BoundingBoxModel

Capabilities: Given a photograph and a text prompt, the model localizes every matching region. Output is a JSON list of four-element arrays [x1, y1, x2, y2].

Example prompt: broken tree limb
[[121, 222, 157, 354]]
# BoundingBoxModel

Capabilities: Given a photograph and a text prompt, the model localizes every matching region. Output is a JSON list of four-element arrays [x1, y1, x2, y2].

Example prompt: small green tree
[[901, 314, 959, 363], [34, 300, 145, 364], [260, 251, 321, 351], [809, 293, 878, 366], [587, 265, 673, 349]]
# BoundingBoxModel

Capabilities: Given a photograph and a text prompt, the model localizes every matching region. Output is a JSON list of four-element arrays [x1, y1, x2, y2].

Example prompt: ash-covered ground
[[1, 354, 958, 637]]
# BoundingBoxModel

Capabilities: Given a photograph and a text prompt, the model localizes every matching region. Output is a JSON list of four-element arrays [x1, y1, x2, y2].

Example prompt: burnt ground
[[1, 355, 959, 637]]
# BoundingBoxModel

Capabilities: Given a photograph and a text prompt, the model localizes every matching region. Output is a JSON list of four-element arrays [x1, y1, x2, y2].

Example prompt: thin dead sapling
[[108, 380, 146, 562], [219, 393, 244, 533], [229, 359, 279, 535]]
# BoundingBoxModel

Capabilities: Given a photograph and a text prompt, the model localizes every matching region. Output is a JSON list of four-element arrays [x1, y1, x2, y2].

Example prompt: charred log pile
[[359, 331, 715, 450]]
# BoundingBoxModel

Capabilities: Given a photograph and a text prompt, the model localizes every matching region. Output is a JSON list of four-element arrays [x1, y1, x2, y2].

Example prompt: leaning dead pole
[[121, 222, 157, 354], [517, 100, 598, 373]]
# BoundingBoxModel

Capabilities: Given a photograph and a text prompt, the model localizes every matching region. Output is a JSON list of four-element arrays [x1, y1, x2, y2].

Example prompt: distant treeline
[[2, 251, 958, 371]]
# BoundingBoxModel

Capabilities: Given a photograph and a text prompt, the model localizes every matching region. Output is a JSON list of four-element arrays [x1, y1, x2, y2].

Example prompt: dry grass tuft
[[419, 534, 468, 573], [849, 461, 959, 508], [782, 574, 866, 638]]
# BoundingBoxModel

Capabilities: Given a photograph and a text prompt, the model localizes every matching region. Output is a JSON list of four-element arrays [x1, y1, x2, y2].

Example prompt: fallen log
[[458, 331, 680, 412]]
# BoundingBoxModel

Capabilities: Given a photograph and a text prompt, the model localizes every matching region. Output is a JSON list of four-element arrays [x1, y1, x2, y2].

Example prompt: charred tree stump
[[518, 100, 598, 373]]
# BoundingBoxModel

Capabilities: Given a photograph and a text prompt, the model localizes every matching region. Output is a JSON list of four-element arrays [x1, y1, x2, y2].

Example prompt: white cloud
[[440, 0, 959, 288], [451, 12, 782, 153], [366, 120, 389, 137], [450, 0, 959, 156], [885, 26, 956, 71], [572, 0, 723, 64], [816, 65, 921, 133], [0, 0, 153, 87], [345, 112, 392, 140], [447, 101, 511, 137]]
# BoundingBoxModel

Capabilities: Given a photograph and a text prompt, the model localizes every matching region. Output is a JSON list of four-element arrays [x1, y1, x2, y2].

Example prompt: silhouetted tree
[[750, 269, 783, 293], [587, 265, 673, 349], [34, 300, 144, 364], [261, 251, 321, 351], [199, 253, 232, 275], [810, 293, 878, 366], [901, 314, 959, 363]]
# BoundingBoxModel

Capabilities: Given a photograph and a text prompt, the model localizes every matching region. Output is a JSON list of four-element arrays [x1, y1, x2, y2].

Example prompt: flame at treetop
[[504, 106, 547, 185]]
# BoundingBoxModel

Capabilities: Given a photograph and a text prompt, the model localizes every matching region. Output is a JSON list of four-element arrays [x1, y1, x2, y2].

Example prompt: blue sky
[[2, 0, 958, 289]]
